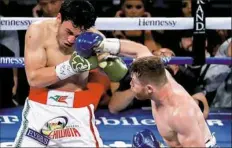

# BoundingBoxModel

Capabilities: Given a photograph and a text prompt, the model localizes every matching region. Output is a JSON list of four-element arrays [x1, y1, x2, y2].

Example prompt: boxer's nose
[[67, 35, 76, 44]]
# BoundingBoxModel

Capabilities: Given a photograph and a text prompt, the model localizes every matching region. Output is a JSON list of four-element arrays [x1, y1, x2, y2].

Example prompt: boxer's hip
[[14, 98, 103, 147]]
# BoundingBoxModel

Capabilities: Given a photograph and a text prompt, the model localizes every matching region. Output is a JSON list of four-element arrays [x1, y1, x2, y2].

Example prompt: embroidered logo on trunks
[[47, 90, 74, 107], [26, 128, 50, 146], [40, 116, 81, 139], [49, 95, 68, 104]]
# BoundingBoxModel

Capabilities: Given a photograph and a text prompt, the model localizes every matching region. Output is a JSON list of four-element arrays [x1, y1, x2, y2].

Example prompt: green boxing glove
[[98, 55, 128, 82], [56, 51, 98, 80]]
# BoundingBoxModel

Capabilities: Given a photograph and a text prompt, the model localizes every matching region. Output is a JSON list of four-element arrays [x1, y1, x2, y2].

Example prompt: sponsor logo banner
[[0, 115, 226, 126], [40, 116, 81, 139], [26, 128, 50, 146]]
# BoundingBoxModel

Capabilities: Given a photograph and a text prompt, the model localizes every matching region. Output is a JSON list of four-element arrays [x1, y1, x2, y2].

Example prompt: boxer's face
[[130, 73, 150, 100], [122, 0, 145, 17], [56, 18, 84, 49]]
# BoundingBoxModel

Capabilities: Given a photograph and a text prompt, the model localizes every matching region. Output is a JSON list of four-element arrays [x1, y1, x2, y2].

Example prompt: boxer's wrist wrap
[[98, 38, 120, 55], [55, 60, 76, 80]]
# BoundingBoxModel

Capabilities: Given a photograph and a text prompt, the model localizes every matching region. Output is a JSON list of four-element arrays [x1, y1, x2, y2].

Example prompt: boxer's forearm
[[119, 39, 153, 58], [108, 89, 135, 114], [27, 66, 59, 88]]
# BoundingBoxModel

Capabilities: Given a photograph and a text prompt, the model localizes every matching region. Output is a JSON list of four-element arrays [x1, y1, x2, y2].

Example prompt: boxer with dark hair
[[14, 0, 152, 147], [130, 56, 218, 148]]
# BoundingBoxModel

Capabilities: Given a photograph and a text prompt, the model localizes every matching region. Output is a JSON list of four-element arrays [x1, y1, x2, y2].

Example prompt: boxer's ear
[[56, 13, 62, 23], [146, 85, 154, 94]]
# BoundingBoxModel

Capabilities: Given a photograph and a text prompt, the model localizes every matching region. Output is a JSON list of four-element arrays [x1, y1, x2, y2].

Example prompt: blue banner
[[0, 107, 231, 147]]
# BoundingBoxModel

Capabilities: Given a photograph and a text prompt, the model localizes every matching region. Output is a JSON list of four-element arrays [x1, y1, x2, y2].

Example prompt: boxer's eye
[[66, 29, 73, 35]]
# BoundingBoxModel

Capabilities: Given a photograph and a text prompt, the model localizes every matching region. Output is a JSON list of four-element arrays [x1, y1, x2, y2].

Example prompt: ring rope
[[0, 57, 231, 68], [0, 17, 231, 30]]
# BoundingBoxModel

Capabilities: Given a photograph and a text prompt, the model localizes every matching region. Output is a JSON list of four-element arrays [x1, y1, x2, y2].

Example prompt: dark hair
[[59, 0, 96, 30], [130, 56, 167, 87]]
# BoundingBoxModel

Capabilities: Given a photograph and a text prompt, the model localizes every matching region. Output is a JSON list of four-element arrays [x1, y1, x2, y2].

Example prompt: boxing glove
[[75, 32, 120, 58], [98, 55, 128, 82], [75, 32, 103, 58], [132, 129, 161, 148], [55, 51, 98, 80]]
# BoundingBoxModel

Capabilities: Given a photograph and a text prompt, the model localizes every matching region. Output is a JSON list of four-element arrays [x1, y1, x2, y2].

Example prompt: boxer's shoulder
[[27, 21, 45, 35], [27, 19, 56, 41], [31, 18, 55, 26]]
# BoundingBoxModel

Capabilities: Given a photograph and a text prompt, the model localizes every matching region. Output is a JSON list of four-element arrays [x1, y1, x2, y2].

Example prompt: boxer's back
[[31, 19, 89, 91], [152, 71, 212, 147]]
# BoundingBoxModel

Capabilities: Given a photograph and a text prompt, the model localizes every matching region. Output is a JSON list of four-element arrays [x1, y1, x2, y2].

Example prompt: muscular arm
[[108, 89, 135, 114], [99, 29, 153, 58], [119, 39, 153, 58], [171, 106, 205, 147], [25, 23, 60, 88]]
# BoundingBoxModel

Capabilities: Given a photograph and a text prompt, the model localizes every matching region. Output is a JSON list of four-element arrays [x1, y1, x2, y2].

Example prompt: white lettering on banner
[[197, 0, 205, 4], [0, 115, 226, 126], [96, 117, 152, 126], [161, 57, 172, 63], [141, 119, 155, 125], [95, 117, 225, 126], [120, 117, 131, 125], [207, 120, 224, 126], [0, 116, 19, 124], [195, 0, 205, 33], [109, 141, 132, 147]]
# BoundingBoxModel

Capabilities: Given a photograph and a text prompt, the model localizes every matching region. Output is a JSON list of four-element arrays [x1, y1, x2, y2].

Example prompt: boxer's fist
[[69, 51, 98, 72], [75, 32, 121, 57], [132, 129, 161, 148], [75, 32, 104, 58], [98, 55, 128, 82], [55, 51, 98, 80]]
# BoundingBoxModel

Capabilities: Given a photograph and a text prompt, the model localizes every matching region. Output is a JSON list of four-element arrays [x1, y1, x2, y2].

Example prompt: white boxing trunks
[[13, 83, 104, 147], [205, 134, 218, 148]]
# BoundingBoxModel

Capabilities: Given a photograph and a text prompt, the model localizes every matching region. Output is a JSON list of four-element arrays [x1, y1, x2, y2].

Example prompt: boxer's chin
[[57, 39, 67, 50], [135, 93, 149, 100]]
